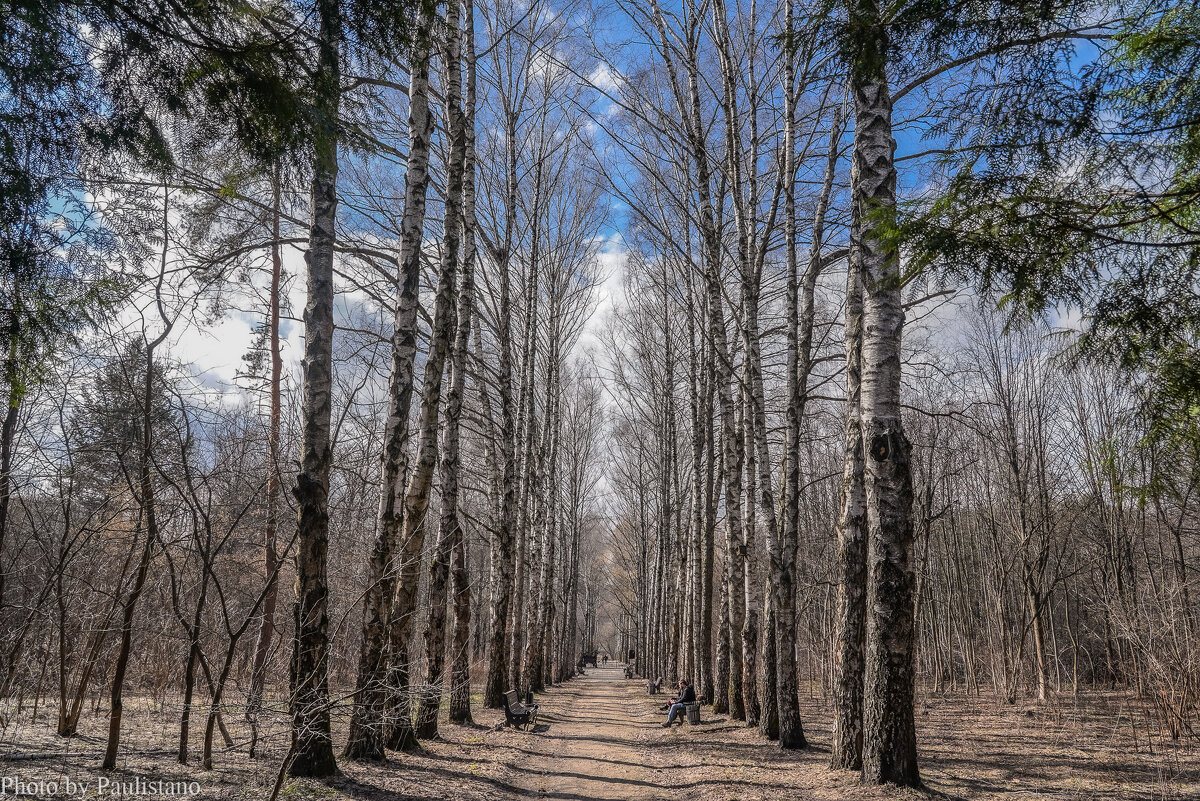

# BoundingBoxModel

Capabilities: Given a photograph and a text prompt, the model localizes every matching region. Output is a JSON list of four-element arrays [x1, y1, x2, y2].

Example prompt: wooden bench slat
[[503, 689, 538, 730]]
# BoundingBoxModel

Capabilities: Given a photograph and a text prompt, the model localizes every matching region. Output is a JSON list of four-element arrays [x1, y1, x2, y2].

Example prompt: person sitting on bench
[[662, 679, 696, 727]]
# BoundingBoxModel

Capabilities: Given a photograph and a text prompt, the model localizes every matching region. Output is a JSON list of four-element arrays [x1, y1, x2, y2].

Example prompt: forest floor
[[1, 663, 1196, 800]]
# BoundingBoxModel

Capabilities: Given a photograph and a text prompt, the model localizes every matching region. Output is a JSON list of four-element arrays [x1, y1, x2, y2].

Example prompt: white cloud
[[576, 240, 627, 360], [589, 63, 621, 92]]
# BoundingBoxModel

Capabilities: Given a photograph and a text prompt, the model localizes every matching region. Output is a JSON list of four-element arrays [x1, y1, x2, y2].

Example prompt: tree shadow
[[445, 721, 493, 732], [328, 760, 529, 800]]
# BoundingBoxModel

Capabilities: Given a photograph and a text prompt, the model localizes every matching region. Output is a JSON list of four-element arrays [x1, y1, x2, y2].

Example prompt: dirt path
[[510, 663, 675, 800], [494, 664, 868, 801], [493, 663, 905, 801]]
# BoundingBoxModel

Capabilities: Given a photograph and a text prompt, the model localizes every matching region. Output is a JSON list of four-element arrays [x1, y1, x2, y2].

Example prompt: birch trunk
[[697, 63, 744, 719], [287, 1, 341, 775], [540, 333, 562, 688], [511, 230, 541, 693], [343, 0, 433, 760], [385, 80, 462, 752], [416, 0, 469, 740], [831, 176, 868, 772], [522, 366, 553, 692], [777, 13, 813, 750], [709, 0, 761, 724], [483, 221, 518, 708], [701, 325, 717, 706], [686, 283, 705, 692], [448, 0, 478, 726], [714, 568, 731, 714], [565, 492, 582, 680], [849, 0, 920, 784], [760, 593, 778, 739], [483, 283, 518, 703], [529, 357, 559, 690]]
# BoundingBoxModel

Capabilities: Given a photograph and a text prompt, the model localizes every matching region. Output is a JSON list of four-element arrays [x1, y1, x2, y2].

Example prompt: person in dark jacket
[[662, 679, 696, 727]]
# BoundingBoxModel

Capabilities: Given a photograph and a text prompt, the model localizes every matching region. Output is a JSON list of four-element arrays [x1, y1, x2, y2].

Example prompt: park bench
[[646, 676, 663, 695], [661, 696, 704, 726], [624, 665, 634, 679], [503, 690, 538, 731]]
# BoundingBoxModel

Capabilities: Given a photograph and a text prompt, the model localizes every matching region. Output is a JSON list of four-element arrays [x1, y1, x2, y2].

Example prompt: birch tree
[[343, 0, 436, 760], [417, 0, 472, 740], [845, 0, 919, 783]]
